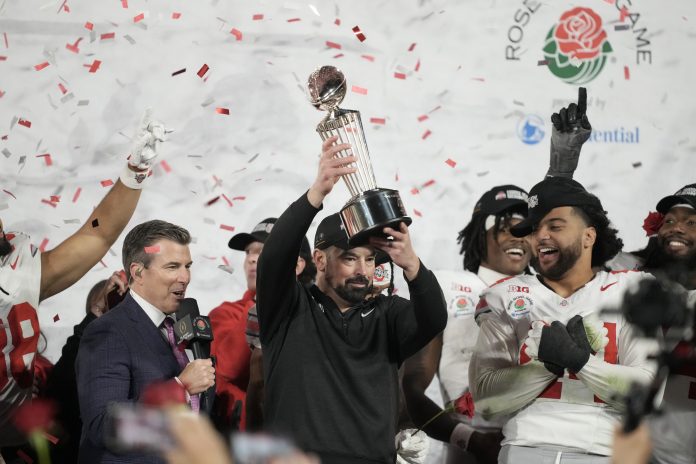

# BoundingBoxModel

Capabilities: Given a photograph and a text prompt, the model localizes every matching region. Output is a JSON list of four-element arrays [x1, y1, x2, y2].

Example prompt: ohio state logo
[[543, 7, 613, 85]]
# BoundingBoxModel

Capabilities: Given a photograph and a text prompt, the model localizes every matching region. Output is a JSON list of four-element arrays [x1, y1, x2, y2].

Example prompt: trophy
[[307, 65, 411, 245]]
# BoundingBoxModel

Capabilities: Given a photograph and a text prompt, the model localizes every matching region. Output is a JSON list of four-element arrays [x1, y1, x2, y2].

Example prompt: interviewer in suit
[[76, 220, 215, 464]]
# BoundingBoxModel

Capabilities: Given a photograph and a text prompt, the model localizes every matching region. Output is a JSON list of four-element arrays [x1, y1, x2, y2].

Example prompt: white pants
[[499, 445, 610, 464]]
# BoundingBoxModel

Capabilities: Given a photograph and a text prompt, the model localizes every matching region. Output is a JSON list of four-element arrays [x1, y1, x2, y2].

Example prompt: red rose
[[642, 211, 665, 237], [554, 7, 608, 61], [141, 379, 187, 407], [453, 391, 475, 419], [12, 398, 56, 435]]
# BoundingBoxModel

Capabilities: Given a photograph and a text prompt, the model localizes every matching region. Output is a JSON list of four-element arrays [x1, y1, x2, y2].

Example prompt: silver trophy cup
[[307, 65, 411, 246]]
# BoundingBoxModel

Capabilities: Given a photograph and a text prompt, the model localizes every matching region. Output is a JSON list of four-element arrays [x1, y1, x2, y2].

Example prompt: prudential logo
[[543, 7, 613, 85], [517, 114, 545, 145]]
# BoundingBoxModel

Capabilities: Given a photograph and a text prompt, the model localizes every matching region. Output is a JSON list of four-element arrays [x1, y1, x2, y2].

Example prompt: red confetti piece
[[287, 18, 301, 22], [351, 85, 367, 95], [41, 199, 57, 208], [133, 13, 145, 23], [620, 6, 629, 21], [34, 61, 50, 71], [219, 224, 235, 232], [72, 187, 81, 203], [100, 32, 115, 40], [121, 0, 128, 8], [537, 59, 548, 66], [160, 160, 171, 173], [2, 33, 7, 49], [413, 209, 423, 217], [172, 12, 181, 19], [100, 179, 114, 187], [53, 314, 60, 322], [472, 77, 485, 82], [445, 158, 456, 168], [37, 154, 52, 166], [624, 66, 630, 80], [18, 118, 31, 128], [326, 41, 342, 49], [370, 117, 386, 125], [232, 196, 246, 201], [221, 256, 230, 266], [423, 179, 436, 188], [333, 53, 344, 59], [221, 194, 233, 206], [0, 90, 5, 98], [361, 54, 375, 62], [394, 72, 406, 80], [197, 64, 209, 77], [58, 83, 68, 94], [171, 68, 186, 76], [144, 245, 160, 254], [230, 28, 243, 41], [215, 107, 230, 115], [206, 196, 220, 206], [66, 37, 82, 53], [408, 43, 416, 52], [421, 129, 432, 140], [84, 21, 94, 30], [44, 432, 59, 445], [417, 114, 428, 122], [352, 26, 366, 42], [415, 59, 421, 72], [334, 18, 341, 26], [86, 59, 101, 73], [39, 238, 49, 252], [252, 13, 264, 20], [0, 56, 6, 61], [410, 187, 419, 195]]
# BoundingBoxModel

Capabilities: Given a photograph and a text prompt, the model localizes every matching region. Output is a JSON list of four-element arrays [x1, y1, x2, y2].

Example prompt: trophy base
[[340, 188, 412, 247]]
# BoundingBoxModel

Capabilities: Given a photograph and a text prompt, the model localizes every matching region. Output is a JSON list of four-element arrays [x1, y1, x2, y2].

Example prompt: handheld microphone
[[173, 298, 216, 414]]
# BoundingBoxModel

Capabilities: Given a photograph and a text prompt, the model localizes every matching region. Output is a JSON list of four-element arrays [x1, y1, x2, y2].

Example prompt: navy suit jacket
[[76, 293, 181, 464]]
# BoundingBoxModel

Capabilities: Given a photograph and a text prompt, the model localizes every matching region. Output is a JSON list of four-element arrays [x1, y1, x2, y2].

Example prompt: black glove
[[566, 314, 593, 353], [547, 87, 592, 179], [543, 360, 565, 377], [538, 320, 590, 373]]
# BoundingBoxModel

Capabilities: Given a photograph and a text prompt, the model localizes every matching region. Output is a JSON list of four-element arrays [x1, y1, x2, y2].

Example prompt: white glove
[[523, 320, 546, 360], [581, 313, 609, 353], [395, 429, 429, 464], [119, 108, 167, 189]]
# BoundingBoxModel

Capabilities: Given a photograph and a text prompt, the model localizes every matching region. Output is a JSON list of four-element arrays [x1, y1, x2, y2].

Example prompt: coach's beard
[[334, 276, 373, 305], [0, 233, 11, 257], [532, 238, 583, 281]]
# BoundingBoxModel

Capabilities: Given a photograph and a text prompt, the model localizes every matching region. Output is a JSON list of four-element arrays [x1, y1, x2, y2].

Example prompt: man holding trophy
[[255, 66, 447, 463]]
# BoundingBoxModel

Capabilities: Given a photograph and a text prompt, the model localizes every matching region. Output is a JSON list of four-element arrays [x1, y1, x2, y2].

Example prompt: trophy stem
[[320, 130, 360, 197], [342, 116, 373, 193], [347, 112, 377, 189]]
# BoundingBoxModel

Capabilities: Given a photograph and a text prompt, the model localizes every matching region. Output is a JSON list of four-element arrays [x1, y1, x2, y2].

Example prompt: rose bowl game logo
[[507, 295, 533, 319], [451, 294, 475, 318], [543, 7, 613, 85]]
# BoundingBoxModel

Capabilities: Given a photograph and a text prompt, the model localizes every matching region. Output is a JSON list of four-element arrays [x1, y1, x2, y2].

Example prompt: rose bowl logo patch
[[507, 295, 533, 319], [543, 7, 613, 85], [451, 294, 475, 318]]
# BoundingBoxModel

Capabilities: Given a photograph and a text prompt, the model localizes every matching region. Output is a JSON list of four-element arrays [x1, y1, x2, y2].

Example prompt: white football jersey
[[0, 232, 42, 446], [472, 270, 656, 456]]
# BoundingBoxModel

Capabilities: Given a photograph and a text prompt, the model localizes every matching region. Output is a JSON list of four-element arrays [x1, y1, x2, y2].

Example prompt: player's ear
[[583, 226, 596, 249]]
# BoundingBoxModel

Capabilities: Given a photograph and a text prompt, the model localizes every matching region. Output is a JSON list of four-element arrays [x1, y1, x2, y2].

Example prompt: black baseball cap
[[656, 184, 696, 214], [473, 185, 529, 216], [229, 217, 311, 258], [314, 213, 389, 265], [510, 177, 603, 238]]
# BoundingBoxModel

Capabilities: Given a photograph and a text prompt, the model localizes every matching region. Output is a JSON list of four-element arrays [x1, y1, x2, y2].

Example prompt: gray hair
[[122, 220, 191, 281]]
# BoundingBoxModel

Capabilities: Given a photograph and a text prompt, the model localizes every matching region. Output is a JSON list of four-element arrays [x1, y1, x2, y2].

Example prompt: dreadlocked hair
[[457, 209, 525, 273], [572, 205, 624, 267]]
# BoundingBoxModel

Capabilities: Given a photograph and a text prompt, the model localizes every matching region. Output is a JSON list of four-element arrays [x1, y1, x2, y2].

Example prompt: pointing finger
[[577, 87, 587, 116]]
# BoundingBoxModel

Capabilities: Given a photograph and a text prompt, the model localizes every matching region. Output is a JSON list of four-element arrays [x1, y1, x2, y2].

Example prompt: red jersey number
[[0, 303, 39, 390]]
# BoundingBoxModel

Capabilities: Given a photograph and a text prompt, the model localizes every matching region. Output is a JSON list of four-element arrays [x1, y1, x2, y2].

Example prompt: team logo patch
[[374, 264, 391, 284], [507, 295, 533, 319], [451, 294, 475, 318], [528, 195, 538, 209]]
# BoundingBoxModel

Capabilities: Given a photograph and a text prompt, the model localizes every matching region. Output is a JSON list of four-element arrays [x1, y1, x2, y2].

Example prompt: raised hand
[[307, 135, 356, 208], [547, 87, 592, 179]]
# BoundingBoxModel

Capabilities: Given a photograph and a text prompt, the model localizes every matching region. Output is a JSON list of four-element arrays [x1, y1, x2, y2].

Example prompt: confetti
[[206, 196, 220, 206], [334, 18, 340, 26], [0, 56, 5, 61], [417, 114, 428, 122], [333, 53, 344, 59], [58, 83, 68, 94], [351, 85, 367, 95], [422, 179, 436, 188], [413, 209, 423, 217], [232, 196, 246, 201], [160, 160, 171, 173], [421, 129, 432, 140], [352, 26, 366, 42], [537, 59, 548, 66], [91, 218, 99, 227], [408, 43, 416, 52], [38, 238, 49, 252], [197, 64, 209, 78], [100, 32, 115, 41], [287, 18, 301, 22], [2, 189, 16, 199], [63, 219, 80, 224], [215, 107, 230, 115], [219, 224, 235, 232], [123, 35, 136, 45], [221, 256, 230, 266], [445, 158, 456, 168], [65, 38, 81, 53], [172, 12, 181, 19], [53, 314, 60, 322], [34, 61, 50, 71], [361, 54, 375, 62], [144, 245, 160, 254], [414, 59, 421, 72], [624, 66, 630, 80], [36, 154, 52, 166], [171, 68, 186, 76], [632, 162, 642, 168], [614, 24, 630, 31], [221, 194, 233, 206], [86, 60, 101, 73], [326, 41, 341, 50], [619, 6, 629, 22], [84, 21, 94, 30], [18, 119, 31, 128], [369, 117, 385, 125], [252, 13, 264, 20], [133, 13, 145, 23], [100, 179, 114, 187], [394, 72, 406, 80], [410, 187, 420, 195], [72, 187, 81, 202], [230, 28, 243, 41], [121, 0, 128, 8], [2, 33, 7, 49]]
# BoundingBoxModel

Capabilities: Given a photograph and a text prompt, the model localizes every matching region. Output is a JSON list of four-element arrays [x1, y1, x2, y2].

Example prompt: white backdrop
[[0, 0, 695, 365]]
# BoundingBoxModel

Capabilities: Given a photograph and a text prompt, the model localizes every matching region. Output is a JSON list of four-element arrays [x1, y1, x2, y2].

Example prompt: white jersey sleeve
[[0, 232, 43, 446], [469, 278, 558, 419]]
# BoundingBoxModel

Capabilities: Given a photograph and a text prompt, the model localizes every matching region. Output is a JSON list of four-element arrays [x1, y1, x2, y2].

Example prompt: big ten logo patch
[[508, 285, 530, 293], [520, 321, 618, 404], [450, 294, 476, 318], [507, 296, 533, 319]]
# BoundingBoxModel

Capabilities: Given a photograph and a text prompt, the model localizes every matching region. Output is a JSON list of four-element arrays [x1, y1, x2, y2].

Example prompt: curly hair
[[571, 205, 623, 267]]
